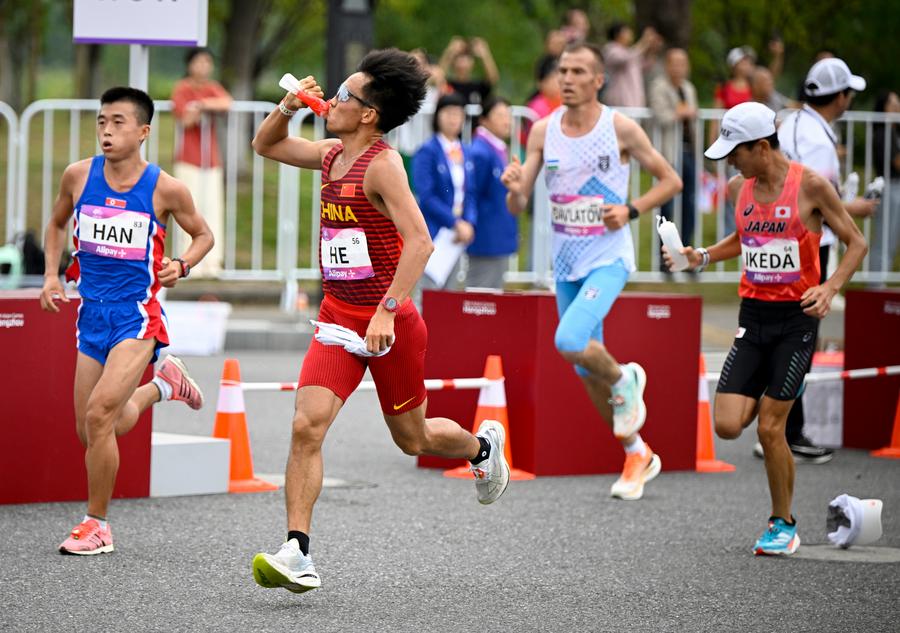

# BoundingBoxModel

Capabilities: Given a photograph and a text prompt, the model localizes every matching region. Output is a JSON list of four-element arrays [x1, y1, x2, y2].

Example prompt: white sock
[[152, 376, 172, 401], [612, 365, 629, 389], [83, 514, 108, 529], [623, 434, 647, 456]]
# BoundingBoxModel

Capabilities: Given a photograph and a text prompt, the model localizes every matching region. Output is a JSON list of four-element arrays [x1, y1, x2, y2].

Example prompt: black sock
[[288, 530, 310, 556], [469, 436, 491, 464]]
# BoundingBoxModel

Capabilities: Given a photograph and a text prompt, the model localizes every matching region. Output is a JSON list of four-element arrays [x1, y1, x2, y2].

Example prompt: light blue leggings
[[554, 260, 630, 377]]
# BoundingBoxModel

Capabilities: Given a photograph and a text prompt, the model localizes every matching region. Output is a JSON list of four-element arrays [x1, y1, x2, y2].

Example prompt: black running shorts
[[716, 298, 819, 401]]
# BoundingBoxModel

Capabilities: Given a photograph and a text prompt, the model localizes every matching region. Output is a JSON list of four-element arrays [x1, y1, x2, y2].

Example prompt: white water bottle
[[656, 215, 689, 272], [842, 172, 859, 203]]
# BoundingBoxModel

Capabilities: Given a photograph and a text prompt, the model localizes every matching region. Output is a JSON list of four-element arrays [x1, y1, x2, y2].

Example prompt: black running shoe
[[788, 435, 834, 464]]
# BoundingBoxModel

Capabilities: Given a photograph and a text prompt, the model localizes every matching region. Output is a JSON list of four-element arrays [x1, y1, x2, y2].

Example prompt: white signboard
[[73, 0, 208, 47]]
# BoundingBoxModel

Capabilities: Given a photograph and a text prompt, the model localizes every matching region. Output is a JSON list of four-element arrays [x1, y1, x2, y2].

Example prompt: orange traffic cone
[[444, 355, 535, 480], [213, 359, 279, 493], [871, 389, 900, 459], [696, 353, 735, 473]]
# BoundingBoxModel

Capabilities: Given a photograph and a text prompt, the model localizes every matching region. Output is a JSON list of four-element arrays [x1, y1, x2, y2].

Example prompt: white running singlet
[[543, 105, 634, 281]]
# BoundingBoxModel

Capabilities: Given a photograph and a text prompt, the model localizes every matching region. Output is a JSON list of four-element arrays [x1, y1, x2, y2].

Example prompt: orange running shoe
[[59, 519, 114, 555], [610, 446, 661, 501], [155, 355, 204, 410]]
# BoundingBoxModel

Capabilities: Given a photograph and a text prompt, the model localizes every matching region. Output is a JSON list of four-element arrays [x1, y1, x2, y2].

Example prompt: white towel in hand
[[310, 320, 392, 357]]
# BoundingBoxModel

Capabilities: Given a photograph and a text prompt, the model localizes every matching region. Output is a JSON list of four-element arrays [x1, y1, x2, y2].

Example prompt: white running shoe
[[471, 420, 510, 505], [252, 539, 321, 594], [609, 362, 648, 439]]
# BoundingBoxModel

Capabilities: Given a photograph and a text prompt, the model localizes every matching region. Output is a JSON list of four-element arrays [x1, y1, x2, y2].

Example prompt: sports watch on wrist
[[627, 204, 640, 221], [381, 296, 400, 313], [173, 257, 190, 278]]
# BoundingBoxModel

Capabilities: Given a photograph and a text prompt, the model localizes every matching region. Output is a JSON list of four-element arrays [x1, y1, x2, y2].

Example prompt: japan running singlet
[[320, 139, 402, 310], [543, 105, 634, 281], [736, 161, 821, 301], [69, 155, 165, 303]]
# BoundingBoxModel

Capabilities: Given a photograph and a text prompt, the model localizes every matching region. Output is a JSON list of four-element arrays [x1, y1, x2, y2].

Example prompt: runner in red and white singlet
[[666, 102, 867, 556], [249, 49, 510, 595]]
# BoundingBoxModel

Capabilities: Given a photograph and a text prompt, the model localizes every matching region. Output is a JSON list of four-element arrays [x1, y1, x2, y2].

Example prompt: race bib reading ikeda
[[321, 227, 374, 281], [78, 204, 150, 260], [741, 235, 801, 284], [550, 194, 607, 236]]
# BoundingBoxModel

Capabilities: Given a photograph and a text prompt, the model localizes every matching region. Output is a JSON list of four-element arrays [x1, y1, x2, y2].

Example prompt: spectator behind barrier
[[527, 56, 562, 120], [649, 48, 698, 262], [466, 97, 518, 290], [439, 36, 499, 105], [170, 48, 232, 278], [412, 93, 476, 294], [871, 90, 900, 274], [751, 67, 795, 114], [602, 22, 663, 108]]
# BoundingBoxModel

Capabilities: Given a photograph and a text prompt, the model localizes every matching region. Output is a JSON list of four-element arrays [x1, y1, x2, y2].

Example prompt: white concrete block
[[150, 432, 230, 497]]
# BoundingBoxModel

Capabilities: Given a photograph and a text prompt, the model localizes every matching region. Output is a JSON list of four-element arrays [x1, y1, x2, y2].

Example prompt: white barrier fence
[[241, 376, 498, 393], [3, 99, 899, 303]]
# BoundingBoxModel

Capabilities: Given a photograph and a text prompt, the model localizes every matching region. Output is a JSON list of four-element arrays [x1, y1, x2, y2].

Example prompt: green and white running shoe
[[252, 538, 321, 594]]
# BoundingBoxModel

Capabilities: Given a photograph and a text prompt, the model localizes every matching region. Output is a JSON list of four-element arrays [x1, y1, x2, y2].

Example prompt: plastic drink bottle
[[278, 73, 330, 117], [656, 215, 689, 271]]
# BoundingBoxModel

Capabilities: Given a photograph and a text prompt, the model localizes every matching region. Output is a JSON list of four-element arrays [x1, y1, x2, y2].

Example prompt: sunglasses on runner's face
[[336, 82, 378, 111]]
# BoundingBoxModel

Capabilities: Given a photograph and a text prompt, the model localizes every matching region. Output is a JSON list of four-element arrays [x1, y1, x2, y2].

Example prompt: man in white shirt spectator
[[768, 57, 876, 465]]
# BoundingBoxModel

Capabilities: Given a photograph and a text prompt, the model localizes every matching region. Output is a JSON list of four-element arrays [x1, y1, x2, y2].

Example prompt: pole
[[128, 44, 149, 92]]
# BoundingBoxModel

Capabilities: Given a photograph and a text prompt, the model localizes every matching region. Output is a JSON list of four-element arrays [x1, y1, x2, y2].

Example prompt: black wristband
[[627, 204, 640, 220], [173, 257, 190, 278]]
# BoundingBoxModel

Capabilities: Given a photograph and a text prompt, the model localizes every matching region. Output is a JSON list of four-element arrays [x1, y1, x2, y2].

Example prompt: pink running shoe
[[59, 519, 114, 555], [155, 355, 204, 410]]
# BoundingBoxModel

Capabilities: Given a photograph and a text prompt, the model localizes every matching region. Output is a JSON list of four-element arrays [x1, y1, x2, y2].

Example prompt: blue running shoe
[[754, 517, 800, 556]]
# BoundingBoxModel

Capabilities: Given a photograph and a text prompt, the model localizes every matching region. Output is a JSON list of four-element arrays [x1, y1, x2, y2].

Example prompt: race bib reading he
[[741, 236, 801, 284], [321, 227, 374, 280], [550, 195, 607, 236], [78, 204, 150, 260]]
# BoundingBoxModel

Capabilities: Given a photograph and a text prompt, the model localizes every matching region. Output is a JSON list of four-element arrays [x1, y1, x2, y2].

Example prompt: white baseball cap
[[726, 46, 756, 68], [827, 494, 883, 549], [804, 58, 866, 97], [704, 101, 777, 160]]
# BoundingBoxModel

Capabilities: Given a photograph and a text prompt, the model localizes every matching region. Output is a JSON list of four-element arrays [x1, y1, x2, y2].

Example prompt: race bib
[[321, 227, 374, 280], [78, 204, 150, 260], [550, 195, 607, 236], [741, 236, 801, 284]]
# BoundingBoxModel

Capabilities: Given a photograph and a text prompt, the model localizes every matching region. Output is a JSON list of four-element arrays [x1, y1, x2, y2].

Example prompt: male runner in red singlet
[[665, 102, 866, 555], [249, 49, 510, 594]]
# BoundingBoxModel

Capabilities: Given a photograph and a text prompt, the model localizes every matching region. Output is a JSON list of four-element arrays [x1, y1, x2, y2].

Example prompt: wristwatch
[[627, 204, 640, 221], [381, 296, 400, 313], [173, 257, 190, 278]]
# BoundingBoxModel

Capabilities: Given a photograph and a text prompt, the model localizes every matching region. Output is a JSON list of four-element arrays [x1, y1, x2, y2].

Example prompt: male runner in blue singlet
[[40, 87, 213, 555]]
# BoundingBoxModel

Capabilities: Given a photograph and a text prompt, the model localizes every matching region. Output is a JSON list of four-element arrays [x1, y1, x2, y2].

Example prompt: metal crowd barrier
[[5, 99, 900, 307]]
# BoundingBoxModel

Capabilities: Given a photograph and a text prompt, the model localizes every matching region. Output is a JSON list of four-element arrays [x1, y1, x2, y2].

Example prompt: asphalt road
[[2, 351, 898, 633]]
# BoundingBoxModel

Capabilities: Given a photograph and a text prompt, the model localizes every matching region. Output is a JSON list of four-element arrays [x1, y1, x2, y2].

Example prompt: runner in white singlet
[[502, 42, 681, 500]]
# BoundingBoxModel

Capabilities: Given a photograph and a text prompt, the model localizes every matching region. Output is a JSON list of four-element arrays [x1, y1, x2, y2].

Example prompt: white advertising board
[[73, 0, 208, 47]]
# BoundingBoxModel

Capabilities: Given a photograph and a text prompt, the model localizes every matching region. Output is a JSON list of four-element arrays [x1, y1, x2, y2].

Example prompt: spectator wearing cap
[[774, 57, 876, 466], [465, 97, 518, 290], [412, 93, 477, 292], [714, 46, 756, 110], [602, 22, 663, 108], [649, 48, 698, 262]]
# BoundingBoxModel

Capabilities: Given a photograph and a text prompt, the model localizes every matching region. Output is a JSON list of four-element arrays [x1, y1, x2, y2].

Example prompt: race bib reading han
[[550, 195, 607, 236], [321, 227, 374, 280], [741, 235, 801, 284], [78, 204, 150, 260]]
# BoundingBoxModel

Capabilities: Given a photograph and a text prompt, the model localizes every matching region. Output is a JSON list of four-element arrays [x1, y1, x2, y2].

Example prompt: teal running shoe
[[609, 362, 647, 439], [754, 517, 800, 556]]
